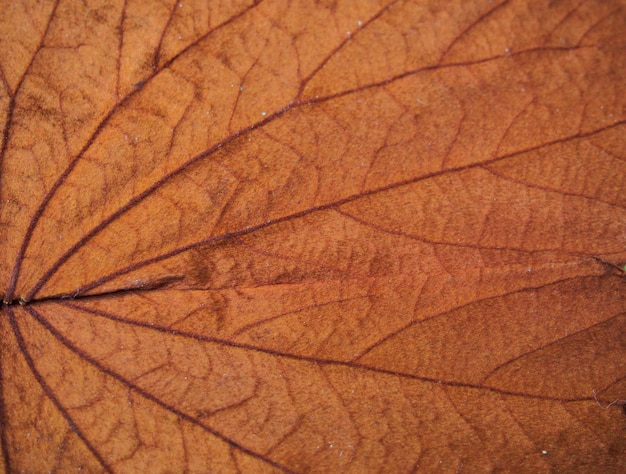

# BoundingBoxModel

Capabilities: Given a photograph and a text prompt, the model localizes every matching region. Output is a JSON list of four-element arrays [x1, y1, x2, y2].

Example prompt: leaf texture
[[0, 0, 625, 472]]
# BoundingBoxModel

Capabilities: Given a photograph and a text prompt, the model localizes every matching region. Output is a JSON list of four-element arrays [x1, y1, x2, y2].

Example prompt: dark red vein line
[[314, 44, 600, 105], [114, 0, 129, 102], [354, 274, 604, 361], [589, 135, 626, 162], [263, 413, 307, 462], [27, 275, 188, 304], [0, 318, 11, 474], [56, 300, 600, 405], [479, 310, 626, 385], [68, 118, 626, 299], [153, 0, 180, 67], [437, 107, 466, 171], [595, 374, 626, 398], [0, 63, 10, 95], [576, 8, 621, 47], [592, 256, 626, 275], [35, 256, 624, 304], [561, 401, 610, 450], [408, 453, 423, 474], [438, 0, 511, 62], [7, 306, 112, 473], [437, 384, 489, 455], [199, 390, 257, 421], [493, 392, 539, 454], [228, 56, 261, 134], [5, 0, 264, 303], [542, 0, 587, 47], [0, 105, 10, 220], [25, 305, 294, 474], [492, 94, 536, 160], [480, 165, 626, 210], [232, 295, 369, 338], [335, 207, 614, 254], [0, 0, 60, 210], [297, 0, 402, 96]]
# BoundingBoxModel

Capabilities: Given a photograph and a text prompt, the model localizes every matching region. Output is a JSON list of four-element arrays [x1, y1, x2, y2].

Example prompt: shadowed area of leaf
[[0, 0, 625, 472]]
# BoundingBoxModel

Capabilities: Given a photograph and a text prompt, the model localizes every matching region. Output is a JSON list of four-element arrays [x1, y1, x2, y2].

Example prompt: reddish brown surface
[[1, 0, 625, 472]]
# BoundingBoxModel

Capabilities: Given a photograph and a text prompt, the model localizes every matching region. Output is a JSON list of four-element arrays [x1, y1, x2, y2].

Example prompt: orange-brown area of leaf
[[0, 0, 625, 472]]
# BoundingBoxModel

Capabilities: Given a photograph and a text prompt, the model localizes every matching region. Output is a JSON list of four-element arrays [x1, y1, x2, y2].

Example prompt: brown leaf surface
[[1, 0, 625, 472]]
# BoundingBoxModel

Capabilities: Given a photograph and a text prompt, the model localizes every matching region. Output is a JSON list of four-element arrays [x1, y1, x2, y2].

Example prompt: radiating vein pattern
[[0, 0, 625, 472]]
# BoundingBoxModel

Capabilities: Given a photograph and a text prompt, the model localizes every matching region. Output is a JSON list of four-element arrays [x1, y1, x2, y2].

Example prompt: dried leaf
[[1, 0, 625, 472]]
